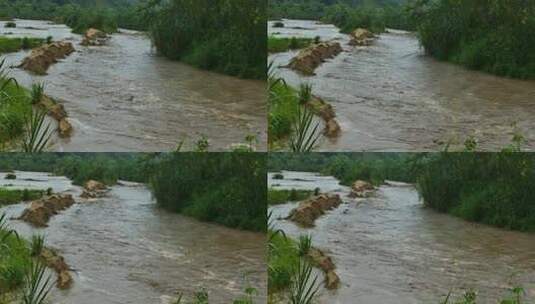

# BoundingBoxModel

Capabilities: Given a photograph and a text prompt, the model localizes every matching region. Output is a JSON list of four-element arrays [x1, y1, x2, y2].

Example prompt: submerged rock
[[18, 194, 75, 227], [349, 180, 375, 198], [81, 28, 109, 46], [287, 194, 342, 227], [5, 173, 16, 180], [349, 28, 375, 46], [18, 41, 75, 75], [288, 42, 342, 75]]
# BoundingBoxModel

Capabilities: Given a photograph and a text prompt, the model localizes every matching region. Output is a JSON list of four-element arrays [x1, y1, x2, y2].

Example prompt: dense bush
[[414, 0, 535, 78], [417, 153, 535, 231], [145, 0, 266, 79], [149, 153, 267, 231]]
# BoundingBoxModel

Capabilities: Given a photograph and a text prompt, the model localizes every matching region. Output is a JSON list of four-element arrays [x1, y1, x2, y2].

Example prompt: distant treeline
[[0, 153, 266, 231], [415, 0, 535, 79], [269, 0, 415, 31]]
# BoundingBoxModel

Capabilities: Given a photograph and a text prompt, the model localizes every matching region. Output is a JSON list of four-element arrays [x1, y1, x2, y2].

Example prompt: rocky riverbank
[[287, 193, 342, 227]]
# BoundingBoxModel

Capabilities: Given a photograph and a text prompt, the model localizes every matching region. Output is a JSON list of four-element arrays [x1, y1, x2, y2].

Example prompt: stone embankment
[[288, 42, 342, 75], [18, 41, 75, 75], [17, 194, 75, 227], [287, 194, 342, 227]]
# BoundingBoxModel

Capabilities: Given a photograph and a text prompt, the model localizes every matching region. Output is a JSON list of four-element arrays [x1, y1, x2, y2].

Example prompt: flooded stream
[[1, 19, 267, 151], [269, 171, 535, 303], [0, 171, 267, 303], [269, 19, 535, 151]]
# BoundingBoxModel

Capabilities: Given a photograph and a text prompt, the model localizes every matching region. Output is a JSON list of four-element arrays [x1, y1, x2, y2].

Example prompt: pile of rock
[[287, 194, 342, 227], [18, 41, 75, 75], [81, 28, 109, 46], [349, 28, 375, 46], [17, 194, 75, 227], [308, 96, 341, 138], [40, 247, 73, 289], [288, 42, 342, 75], [349, 180, 375, 198], [308, 248, 340, 289], [37, 95, 73, 138], [80, 180, 108, 198]]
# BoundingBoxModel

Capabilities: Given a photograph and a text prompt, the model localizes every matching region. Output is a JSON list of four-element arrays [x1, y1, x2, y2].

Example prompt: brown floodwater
[[0, 171, 267, 304], [268, 19, 535, 151], [268, 171, 535, 303], [0, 19, 267, 152]]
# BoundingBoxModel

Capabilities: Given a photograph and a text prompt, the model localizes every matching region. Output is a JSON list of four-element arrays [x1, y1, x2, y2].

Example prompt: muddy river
[[0, 171, 267, 303], [268, 171, 535, 303], [0, 19, 267, 151], [268, 19, 535, 151]]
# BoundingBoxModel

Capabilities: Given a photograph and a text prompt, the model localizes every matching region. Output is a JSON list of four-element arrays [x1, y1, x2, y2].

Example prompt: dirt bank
[[18, 41, 75, 75], [307, 95, 341, 138], [288, 42, 342, 75], [287, 194, 342, 227], [308, 248, 340, 290], [37, 94, 73, 138], [40, 247, 73, 289]]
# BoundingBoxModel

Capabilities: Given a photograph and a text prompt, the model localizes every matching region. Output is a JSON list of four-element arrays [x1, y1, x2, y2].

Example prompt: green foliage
[[289, 258, 319, 304], [61, 7, 118, 34], [440, 287, 525, 304], [268, 36, 315, 53], [0, 188, 44, 206], [21, 108, 53, 153], [144, 0, 266, 79], [30, 83, 44, 105], [29, 235, 45, 257], [413, 0, 535, 79], [0, 214, 31, 294], [149, 153, 267, 231], [297, 235, 311, 257], [21, 260, 53, 304], [268, 188, 313, 205], [268, 230, 300, 292], [0, 36, 44, 54]]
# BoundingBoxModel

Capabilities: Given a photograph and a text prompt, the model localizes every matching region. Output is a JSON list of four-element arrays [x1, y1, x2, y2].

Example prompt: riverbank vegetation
[[0, 188, 46, 206], [414, 0, 535, 79], [268, 188, 314, 205], [144, 0, 266, 79], [268, 36, 316, 53], [0, 36, 47, 54], [150, 153, 266, 232]]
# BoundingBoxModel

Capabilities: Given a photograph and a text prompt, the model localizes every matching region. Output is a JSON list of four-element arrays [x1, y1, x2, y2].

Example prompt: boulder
[[81, 28, 109, 46], [307, 96, 341, 138], [18, 41, 75, 75], [349, 28, 375, 46], [18, 194, 75, 227], [5, 173, 16, 180], [287, 194, 342, 227], [349, 180, 375, 198], [324, 119, 341, 138], [288, 42, 342, 75], [307, 248, 340, 290], [81, 180, 108, 198]]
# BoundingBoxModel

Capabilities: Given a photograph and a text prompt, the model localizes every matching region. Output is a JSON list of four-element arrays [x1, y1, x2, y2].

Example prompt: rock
[[324, 119, 341, 137], [288, 42, 342, 75], [349, 28, 375, 46], [40, 248, 73, 289], [18, 41, 75, 75], [307, 248, 340, 290], [349, 180, 375, 198], [307, 96, 341, 138], [287, 194, 342, 227], [58, 118, 73, 138], [5, 173, 16, 180], [81, 28, 109, 46], [18, 194, 75, 227], [81, 180, 108, 198]]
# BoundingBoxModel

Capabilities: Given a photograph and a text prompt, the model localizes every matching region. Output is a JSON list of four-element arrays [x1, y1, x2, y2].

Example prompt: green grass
[[0, 215, 32, 294], [269, 79, 299, 149], [269, 231, 300, 293], [0, 74, 33, 149], [268, 189, 314, 205], [0, 188, 45, 206], [268, 36, 316, 53], [0, 37, 46, 54]]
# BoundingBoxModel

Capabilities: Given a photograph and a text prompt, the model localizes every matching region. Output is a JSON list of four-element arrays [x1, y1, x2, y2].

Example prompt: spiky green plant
[[29, 234, 45, 257], [297, 235, 312, 257], [0, 213, 18, 246], [30, 83, 45, 105], [289, 259, 320, 304], [21, 260, 53, 304], [21, 108, 53, 153], [289, 104, 321, 152], [0, 59, 18, 92]]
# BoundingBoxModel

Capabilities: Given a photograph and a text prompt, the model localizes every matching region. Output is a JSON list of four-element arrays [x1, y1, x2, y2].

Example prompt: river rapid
[[268, 19, 535, 151], [0, 19, 267, 152], [0, 171, 267, 304], [268, 171, 535, 304]]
